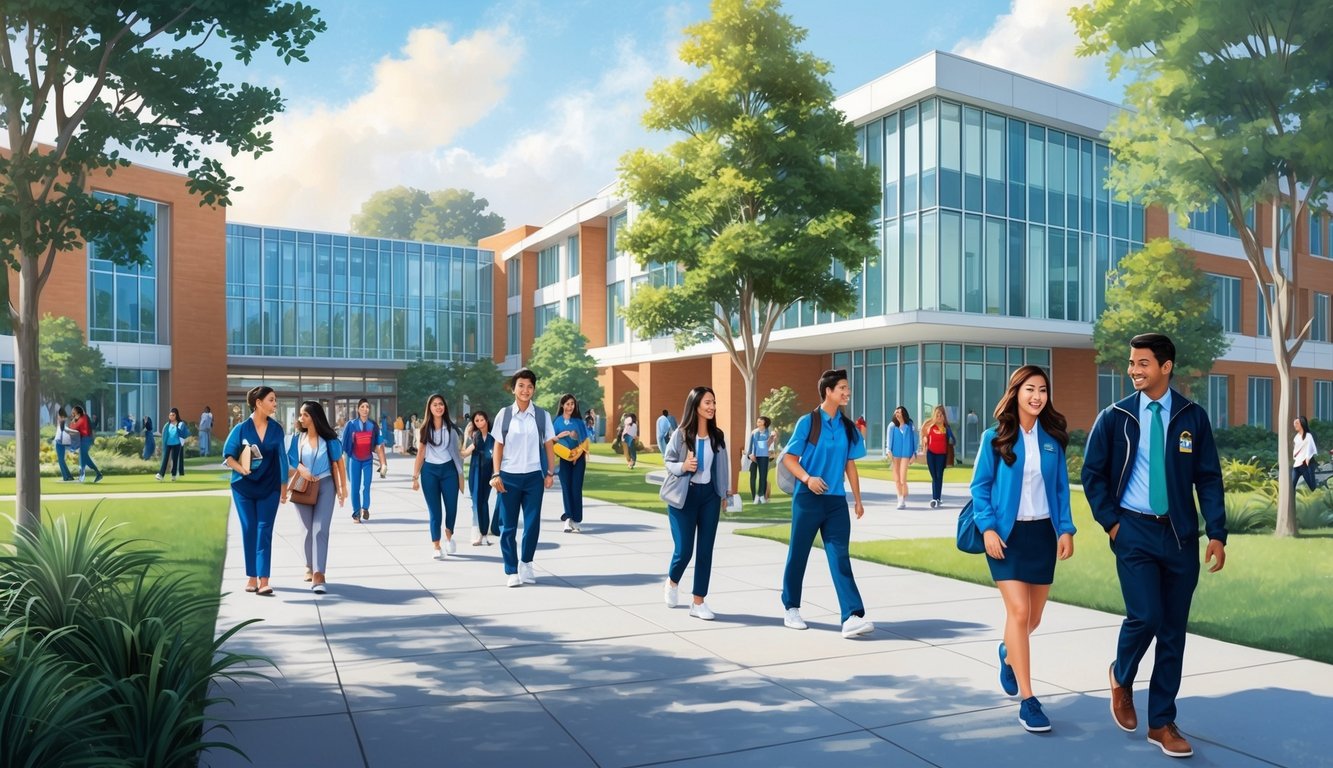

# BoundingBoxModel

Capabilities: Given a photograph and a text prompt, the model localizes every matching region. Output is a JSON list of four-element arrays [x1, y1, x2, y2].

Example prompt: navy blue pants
[[1112, 511, 1200, 729], [668, 482, 721, 597], [470, 464, 496, 535], [233, 489, 279, 578], [558, 456, 586, 523], [749, 456, 771, 500], [926, 450, 946, 500], [420, 460, 459, 542], [499, 470, 544, 574], [783, 491, 864, 622]]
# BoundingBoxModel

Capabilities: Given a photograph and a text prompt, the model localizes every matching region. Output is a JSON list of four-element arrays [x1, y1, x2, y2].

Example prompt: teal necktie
[[1148, 401, 1168, 515]]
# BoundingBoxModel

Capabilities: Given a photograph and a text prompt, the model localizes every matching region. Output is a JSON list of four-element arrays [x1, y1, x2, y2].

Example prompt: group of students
[[884, 404, 956, 509]]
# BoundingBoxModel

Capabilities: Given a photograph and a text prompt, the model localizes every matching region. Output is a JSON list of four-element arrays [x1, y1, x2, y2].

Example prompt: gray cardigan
[[663, 427, 729, 498]]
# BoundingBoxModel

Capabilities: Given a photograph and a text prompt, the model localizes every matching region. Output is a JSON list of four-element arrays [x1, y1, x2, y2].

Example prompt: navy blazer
[[970, 423, 1076, 542]]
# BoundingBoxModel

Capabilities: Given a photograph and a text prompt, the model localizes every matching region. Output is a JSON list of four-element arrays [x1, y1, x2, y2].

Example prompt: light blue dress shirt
[[1121, 389, 1172, 515]]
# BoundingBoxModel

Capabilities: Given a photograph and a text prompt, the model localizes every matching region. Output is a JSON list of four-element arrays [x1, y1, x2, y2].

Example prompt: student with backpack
[[779, 369, 874, 639], [491, 368, 557, 587], [341, 398, 387, 522]]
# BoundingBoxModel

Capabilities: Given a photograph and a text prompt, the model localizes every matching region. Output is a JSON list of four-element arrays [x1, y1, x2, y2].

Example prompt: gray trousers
[[295, 476, 337, 574]]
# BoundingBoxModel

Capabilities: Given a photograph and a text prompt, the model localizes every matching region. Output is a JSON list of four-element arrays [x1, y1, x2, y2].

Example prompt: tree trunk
[[15, 254, 44, 532], [1272, 332, 1298, 537], [739, 363, 756, 494]]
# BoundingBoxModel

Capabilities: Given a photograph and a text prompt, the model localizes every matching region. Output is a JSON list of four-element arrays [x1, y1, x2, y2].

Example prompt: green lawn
[[738, 491, 1333, 664], [581, 451, 793, 522], [0, 456, 232, 495]]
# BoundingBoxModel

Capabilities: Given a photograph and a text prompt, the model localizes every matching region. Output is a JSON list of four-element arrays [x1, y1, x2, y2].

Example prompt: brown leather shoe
[[1109, 664, 1137, 732], [1147, 723, 1193, 758]]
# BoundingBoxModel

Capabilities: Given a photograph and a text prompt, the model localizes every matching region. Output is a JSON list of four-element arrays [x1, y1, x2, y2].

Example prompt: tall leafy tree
[[1074, 0, 1333, 537], [397, 360, 448, 420], [1092, 239, 1230, 397], [758, 385, 801, 444], [455, 358, 511, 419], [37, 313, 109, 423], [618, 0, 879, 441], [527, 318, 604, 416], [350, 186, 505, 245], [1, 2, 324, 531]]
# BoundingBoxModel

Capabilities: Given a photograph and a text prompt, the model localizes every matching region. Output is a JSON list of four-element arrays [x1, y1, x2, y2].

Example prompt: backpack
[[497, 404, 551, 472], [351, 427, 374, 461], [775, 408, 858, 495]]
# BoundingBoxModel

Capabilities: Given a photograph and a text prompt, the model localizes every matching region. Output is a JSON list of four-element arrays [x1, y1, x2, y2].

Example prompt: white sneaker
[[569, 521, 581, 533], [665, 580, 679, 607], [784, 607, 808, 630], [155, 473, 163, 481], [563, 520, 574, 533], [929, 499, 939, 509], [471, 533, 483, 546], [689, 602, 716, 621], [507, 573, 522, 587], [758, 496, 766, 504], [519, 562, 536, 584], [841, 615, 875, 638], [433, 547, 444, 560], [446, 538, 457, 555], [897, 498, 907, 510]]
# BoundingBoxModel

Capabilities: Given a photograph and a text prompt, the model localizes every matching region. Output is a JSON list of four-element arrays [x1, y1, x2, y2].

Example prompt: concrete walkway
[[201, 457, 1330, 767]]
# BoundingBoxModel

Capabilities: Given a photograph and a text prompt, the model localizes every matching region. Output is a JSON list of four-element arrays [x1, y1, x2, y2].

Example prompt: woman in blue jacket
[[286, 400, 348, 593], [461, 410, 498, 545], [553, 393, 591, 532], [222, 385, 289, 596], [885, 406, 917, 509], [970, 365, 1076, 733], [156, 408, 189, 481]]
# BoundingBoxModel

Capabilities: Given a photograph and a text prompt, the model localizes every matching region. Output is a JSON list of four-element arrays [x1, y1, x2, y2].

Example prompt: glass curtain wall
[[225, 225, 493, 362], [834, 344, 1051, 460], [88, 192, 166, 344]]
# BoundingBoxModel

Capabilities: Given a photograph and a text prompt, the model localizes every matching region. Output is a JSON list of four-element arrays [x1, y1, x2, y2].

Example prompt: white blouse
[[1293, 433, 1317, 465], [1015, 428, 1050, 522]]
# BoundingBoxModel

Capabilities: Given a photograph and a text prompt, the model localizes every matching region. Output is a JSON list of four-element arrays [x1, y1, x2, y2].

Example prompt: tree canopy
[[1, 2, 325, 531], [350, 186, 506, 245], [396, 358, 511, 423], [1074, 0, 1333, 536], [37, 313, 109, 421], [1092, 239, 1229, 396], [617, 0, 879, 440], [527, 318, 604, 417]]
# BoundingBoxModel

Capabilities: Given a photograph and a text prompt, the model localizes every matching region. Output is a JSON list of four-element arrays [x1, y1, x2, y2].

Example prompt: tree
[[1073, 0, 1333, 537], [618, 0, 879, 451], [527, 318, 605, 416], [397, 358, 510, 422], [397, 360, 448, 420], [758, 385, 801, 444], [350, 186, 505, 245], [1092, 239, 1230, 397], [37, 314, 109, 422], [1, 2, 324, 531], [455, 358, 511, 419]]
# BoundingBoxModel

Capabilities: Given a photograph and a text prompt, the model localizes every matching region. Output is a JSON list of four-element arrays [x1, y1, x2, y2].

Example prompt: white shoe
[[569, 521, 581, 533], [758, 496, 766, 504], [519, 562, 536, 584], [689, 602, 716, 621], [484, 536, 493, 546], [841, 615, 874, 638], [929, 499, 939, 509], [433, 547, 444, 560], [507, 573, 522, 588], [563, 519, 574, 533], [897, 498, 907, 510], [446, 538, 457, 555], [471, 533, 483, 546], [665, 580, 679, 607], [784, 607, 808, 630], [155, 473, 163, 481]]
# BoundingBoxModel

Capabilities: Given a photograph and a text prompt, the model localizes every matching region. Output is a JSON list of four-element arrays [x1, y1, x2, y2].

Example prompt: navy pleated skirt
[[987, 519, 1057, 585]]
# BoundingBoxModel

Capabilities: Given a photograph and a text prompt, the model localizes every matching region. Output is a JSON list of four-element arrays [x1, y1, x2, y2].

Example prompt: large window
[[1311, 211, 1323, 257], [88, 192, 165, 344], [1257, 284, 1275, 337], [1198, 374, 1230, 429], [1188, 200, 1253, 238], [566, 295, 581, 325], [1315, 381, 1333, 422], [0, 364, 13, 430], [506, 312, 520, 356], [609, 213, 627, 261], [104, 368, 159, 438], [1247, 376, 1273, 430], [566, 234, 580, 277], [537, 245, 561, 288], [1313, 293, 1330, 343], [1207, 273, 1242, 333], [606, 281, 626, 345], [506, 256, 521, 298], [534, 302, 559, 337]]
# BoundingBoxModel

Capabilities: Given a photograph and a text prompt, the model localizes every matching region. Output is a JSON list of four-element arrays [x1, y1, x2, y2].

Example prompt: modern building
[[485, 51, 1333, 461]]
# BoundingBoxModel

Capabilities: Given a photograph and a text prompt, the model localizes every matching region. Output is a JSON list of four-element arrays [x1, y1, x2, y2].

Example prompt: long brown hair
[[419, 393, 457, 446], [991, 365, 1068, 466]]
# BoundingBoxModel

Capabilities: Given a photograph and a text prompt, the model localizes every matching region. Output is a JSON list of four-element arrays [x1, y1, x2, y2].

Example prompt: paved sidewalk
[[202, 459, 1330, 767]]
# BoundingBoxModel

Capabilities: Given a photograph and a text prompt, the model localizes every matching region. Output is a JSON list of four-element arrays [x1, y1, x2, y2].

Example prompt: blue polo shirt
[[785, 409, 867, 497]]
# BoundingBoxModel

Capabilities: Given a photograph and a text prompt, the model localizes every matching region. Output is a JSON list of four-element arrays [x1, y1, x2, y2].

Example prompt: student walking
[[54, 407, 76, 482], [223, 386, 289, 596], [661, 386, 731, 621], [922, 405, 955, 508], [199, 405, 214, 456], [156, 408, 189, 481], [287, 400, 347, 593], [970, 366, 1077, 733], [341, 399, 387, 522], [141, 415, 156, 460], [461, 410, 498, 545], [656, 409, 676, 450], [554, 394, 591, 532], [411, 394, 465, 560], [1083, 333, 1227, 759], [747, 416, 776, 504], [70, 405, 103, 483], [620, 412, 639, 468], [780, 369, 874, 639], [492, 369, 557, 587], [886, 406, 917, 509], [1293, 416, 1319, 492]]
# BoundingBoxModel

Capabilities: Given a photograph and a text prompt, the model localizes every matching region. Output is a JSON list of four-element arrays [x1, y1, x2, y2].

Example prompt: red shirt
[[925, 424, 949, 454], [72, 415, 92, 437]]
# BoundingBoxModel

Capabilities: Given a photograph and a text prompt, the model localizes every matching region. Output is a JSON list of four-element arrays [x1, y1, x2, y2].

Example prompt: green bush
[[1065, 445, 1084, 480], [1221, 458, 1275, 498], [95, 433, 145, 457], [1067, 429, 1088, 450], [1222, 492, 1277, 533], [1295, 486, 1333, 530], [0, 515, 266, 766]]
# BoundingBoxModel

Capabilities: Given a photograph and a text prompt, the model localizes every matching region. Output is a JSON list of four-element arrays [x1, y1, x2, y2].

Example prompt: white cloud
[[952, 0, 1102, 90]]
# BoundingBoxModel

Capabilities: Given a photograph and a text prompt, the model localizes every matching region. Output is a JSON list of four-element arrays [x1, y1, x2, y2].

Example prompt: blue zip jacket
[[886, 422, 918, 459], [970, 423, 1076, 542], [1081, 389, 1227, 545]]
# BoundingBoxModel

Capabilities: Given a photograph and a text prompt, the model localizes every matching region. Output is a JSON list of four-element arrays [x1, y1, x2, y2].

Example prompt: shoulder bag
[[955, 499, 985, 554], [289, 440, 323, 506]]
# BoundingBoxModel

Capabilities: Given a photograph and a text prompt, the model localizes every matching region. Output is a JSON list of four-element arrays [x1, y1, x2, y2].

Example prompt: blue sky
[[219, 0, 1119, 234]]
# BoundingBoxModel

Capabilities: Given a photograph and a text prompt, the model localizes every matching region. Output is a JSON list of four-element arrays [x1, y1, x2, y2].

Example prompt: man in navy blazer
[[1082, 333, 1227, 759]]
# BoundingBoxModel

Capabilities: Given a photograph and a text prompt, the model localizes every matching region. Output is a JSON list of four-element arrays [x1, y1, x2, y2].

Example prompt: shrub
[[1222, 492, 1277, 533], [1065, 445, 1084, 481], [1066, 429, 1088, 450], [95, 433, 145, 457], [1295, 487, 1333, 530], [0, 515, 266, 766], [1221, 458, 1275, 498]]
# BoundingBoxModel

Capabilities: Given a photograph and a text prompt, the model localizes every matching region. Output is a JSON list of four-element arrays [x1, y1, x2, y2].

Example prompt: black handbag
[[955, 499, 985, 554]]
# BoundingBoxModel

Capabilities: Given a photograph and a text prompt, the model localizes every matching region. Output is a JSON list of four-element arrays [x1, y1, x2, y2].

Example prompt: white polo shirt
[[495, 403, 555, 474]]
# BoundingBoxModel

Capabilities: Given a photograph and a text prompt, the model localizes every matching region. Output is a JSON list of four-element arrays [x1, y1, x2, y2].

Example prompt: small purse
[[955, 499, 985, 554], [289, 440, 324, 506]]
